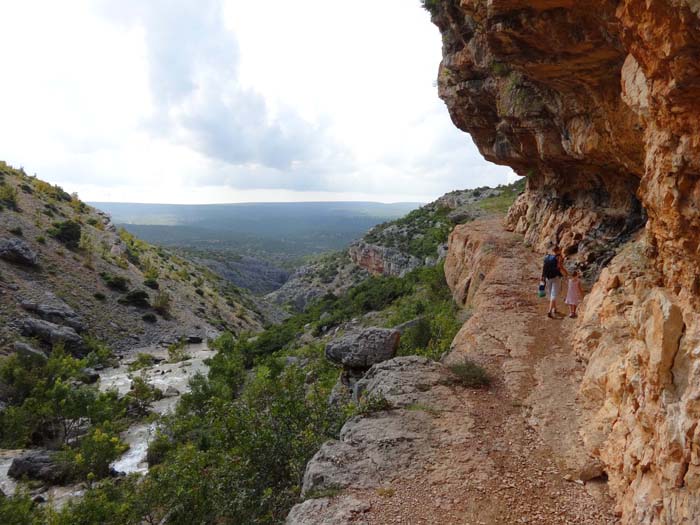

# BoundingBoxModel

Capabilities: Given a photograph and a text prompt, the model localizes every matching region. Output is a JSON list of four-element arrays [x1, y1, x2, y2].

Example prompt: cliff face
[[430, 1, 700, 522], [433, 0, 699, 279]]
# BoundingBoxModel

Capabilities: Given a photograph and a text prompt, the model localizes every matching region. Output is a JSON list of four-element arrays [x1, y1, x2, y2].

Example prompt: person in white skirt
[[565, 269, 584, 318]]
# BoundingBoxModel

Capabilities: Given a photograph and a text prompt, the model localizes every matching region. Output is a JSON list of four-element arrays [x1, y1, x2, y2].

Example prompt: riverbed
[[0, 342, 215, 505]]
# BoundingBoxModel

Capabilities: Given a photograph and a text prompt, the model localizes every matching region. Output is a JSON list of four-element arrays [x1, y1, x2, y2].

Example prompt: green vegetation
[[0, 182, 18, 210], [143, 277, 159, 289], [118, 289, 150, 308], [0, 343, 128, 486], [124, 375, 163, 417], [48, 220, 82, 249], [448, 359, 491, 388], [152, 290, 172, 317], [491, 61, 510, 77], [167, 339, 190, 363], [364, 205, 452, 259], [380, 263, 462, 361], [128, 353, 156, 372], [421, 0, 441, 14], [477, 178, 526, 213], [100, 272, 130, 292]]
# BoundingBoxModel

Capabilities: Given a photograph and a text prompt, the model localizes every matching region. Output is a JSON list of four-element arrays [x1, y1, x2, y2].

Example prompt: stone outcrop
[[295, 356, 456, 501], [13, 342, 47, 361], [0, 238, 38, 266], [286, 497, 370, 525], [347, 241, 423, 277], [325, 328, 400, 371], [347, 187, 500, 277], [20, 296, 84, 332], [574, 238, 700, 524], [8, 450, 71, 484], [430, 1, 700, 522], [20, 318, 84, 353], [432, 0, 700, 280], [325, 327, 401, 407]]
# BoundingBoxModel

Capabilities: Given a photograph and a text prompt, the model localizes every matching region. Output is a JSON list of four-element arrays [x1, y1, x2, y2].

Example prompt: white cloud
[[0, 0, 513, 203]]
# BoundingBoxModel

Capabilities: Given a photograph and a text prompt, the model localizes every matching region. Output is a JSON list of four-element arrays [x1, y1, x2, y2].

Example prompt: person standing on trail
[[541, 244, 568, 318], [565, 268, 584, 318]]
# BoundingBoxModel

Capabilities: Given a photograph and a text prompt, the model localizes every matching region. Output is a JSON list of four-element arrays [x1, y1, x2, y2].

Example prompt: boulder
[[20, 318, 83, 353], [0, 238, 38, 266], [352, 356, 452, 405], [81, 368, 100, 384], [302, 357, 457, 498], [325, 328, 400, 370], [20, 299, 84, 331], [163, 386, 180, 398], [286, 496, 370, 525], [13, 341, 47, 361], [8, 450, 71, 484]]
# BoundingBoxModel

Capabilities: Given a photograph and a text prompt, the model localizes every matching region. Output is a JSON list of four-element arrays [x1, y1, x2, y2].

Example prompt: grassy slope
[[0, 161, 261, 354]]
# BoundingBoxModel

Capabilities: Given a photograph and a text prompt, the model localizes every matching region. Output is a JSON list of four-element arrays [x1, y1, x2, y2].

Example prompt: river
[[0, 342, 215, 506]]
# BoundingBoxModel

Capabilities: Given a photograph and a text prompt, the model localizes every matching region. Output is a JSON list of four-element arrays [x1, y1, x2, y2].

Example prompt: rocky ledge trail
[[288, 217, 619, 524]]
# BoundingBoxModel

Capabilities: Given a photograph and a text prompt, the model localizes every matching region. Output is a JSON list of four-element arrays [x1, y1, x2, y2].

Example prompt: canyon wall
[[430, 1, 700, 522]]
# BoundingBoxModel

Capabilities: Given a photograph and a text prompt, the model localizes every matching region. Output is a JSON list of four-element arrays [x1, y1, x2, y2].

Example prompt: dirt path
[[352, 218, 619, 525]]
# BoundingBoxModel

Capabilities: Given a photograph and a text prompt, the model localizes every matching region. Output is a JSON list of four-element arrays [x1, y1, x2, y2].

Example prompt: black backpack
[[542, 254, 560, 279]]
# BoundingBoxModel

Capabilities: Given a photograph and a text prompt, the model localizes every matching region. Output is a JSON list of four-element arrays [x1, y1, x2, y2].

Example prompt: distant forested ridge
[[91, 201, 421, 259]]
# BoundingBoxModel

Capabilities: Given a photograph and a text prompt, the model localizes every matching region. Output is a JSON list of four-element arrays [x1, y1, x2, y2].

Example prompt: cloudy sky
[[0, 0, 513, 204]]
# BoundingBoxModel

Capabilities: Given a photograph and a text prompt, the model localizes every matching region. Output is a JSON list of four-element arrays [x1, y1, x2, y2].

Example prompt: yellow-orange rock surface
[[431, 1, 700, 522]]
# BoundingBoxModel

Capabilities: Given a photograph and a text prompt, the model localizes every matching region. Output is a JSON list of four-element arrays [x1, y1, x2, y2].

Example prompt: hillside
[[349, 180, 525, 276], [0, 170, 478, 523], [267, 180, 526, 313], [0, 162, 262, 355]]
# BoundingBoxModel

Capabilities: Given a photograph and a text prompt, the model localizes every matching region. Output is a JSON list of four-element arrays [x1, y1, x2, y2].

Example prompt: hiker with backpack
[[541, 244, 568, 318]]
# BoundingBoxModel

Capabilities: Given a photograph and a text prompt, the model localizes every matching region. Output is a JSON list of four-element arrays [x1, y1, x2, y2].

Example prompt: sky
[[0, 0, 514, 204]]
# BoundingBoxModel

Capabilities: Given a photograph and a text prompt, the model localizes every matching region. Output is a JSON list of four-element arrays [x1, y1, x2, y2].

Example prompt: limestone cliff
[[430, 1, 700, 522]]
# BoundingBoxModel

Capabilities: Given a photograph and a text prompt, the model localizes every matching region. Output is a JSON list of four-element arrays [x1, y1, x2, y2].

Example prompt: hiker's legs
[[546, 277, 560, 314]]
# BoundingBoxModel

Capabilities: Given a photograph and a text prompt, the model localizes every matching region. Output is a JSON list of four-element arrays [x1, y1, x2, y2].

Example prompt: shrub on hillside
[[152, 291, 171, 317], [100, 272, 129, 292], [448, 359, 491, 388], [48, 220, 82, 249], [0, 183, 18, 209], [119, 289, 150, 308]]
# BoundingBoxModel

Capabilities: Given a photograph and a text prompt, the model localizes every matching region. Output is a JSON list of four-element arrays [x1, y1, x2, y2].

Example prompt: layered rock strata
[[431, 1, 700, 522], [575, 237, 700, 524], [433, 0, 700, 281]]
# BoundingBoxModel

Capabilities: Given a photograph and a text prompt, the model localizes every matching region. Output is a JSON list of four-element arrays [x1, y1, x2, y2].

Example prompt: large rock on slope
[[325, 328, 400, 370], [0, 238, 38, 266], [347, 241, 423, 277], [286, 497, 370, 525], [13, 341, 47, 361], [8, 450, 71, 484], [20, 297, 84, 331], [20, 318, 83, 352], [299, 357, 455, 498]]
